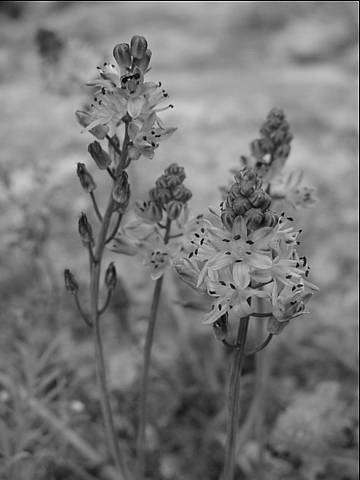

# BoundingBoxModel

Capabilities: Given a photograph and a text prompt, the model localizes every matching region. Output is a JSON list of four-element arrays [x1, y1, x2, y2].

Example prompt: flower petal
[[208, 253, 234, 271], [127, 95, 145, 119], [247, 252, 272, 269], [233, 262, 250, 288]]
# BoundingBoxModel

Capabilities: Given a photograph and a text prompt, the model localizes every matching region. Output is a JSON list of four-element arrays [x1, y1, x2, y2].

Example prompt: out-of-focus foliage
[[0, 1, 357, 479]]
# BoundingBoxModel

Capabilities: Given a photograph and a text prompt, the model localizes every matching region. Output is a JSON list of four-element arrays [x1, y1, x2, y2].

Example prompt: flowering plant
[[63, 35, 318, 480]]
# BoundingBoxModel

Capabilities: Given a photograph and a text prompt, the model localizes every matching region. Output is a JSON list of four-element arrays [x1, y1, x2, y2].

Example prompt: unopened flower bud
[[113, 43, 131, 73], [105, 262, 117, 291], [148, 187, 171, 206], [248, 189, 271, 210], [130, 35, 148, 59], [235, 168, 261, 197], [133, 48, 152, 72], [172, 184, 192, 203], [88, 141, 112, 170], [263, 211, 279, 227], [166, 200, 183, 220], [246, 208, 264, 231], [76, 163, 96, 193], [227, 183, 243, 202], [112, 172, 130, 212], [64, 269, 79, 294], [75, 110, 109, 140], [275, 143, 291, 159], [108, 134, 122, 167], [213, 314, 228, 341], [165, 163, 186, 178], [267, 316, 289, 335], [221, 209, 235, 231], [149, 201, 163, 223], [232, 196, 252, 216], [155, 175, 169, 189], [78, 212, 94, 245]]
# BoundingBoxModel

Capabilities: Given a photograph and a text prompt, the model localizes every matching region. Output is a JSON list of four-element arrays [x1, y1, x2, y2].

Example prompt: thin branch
[[251, 312, 272, 318], [105, 213, 122, 245], [222, 316, 250, 480], [88, 124, 132, 480], [98, 290, 112, 317], [106, 168, 116, 180], [88, 244, 97, 266], [245, 333, 273, 356], [90, 192, 103, 222], [136, 217, 172, 479], [169, 233, 183, 239], [74, 292, 92, 327]]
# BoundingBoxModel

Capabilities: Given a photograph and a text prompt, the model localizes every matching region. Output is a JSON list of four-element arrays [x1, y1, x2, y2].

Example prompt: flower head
[[175, 166, 318, 331], [78, 36, 177, 162]]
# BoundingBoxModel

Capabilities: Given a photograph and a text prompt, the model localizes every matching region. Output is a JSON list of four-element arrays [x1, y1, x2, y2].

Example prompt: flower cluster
[[136, 163, 192, 223], [175, 167, 318, 336], [111, 163, 192, 280], [220, 167, 277, 232], [76, 35, 176, 161], [228, 108, 317, 209]]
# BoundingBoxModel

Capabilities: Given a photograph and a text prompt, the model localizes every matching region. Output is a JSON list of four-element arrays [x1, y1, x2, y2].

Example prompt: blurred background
[[0, 2, 358, 480]]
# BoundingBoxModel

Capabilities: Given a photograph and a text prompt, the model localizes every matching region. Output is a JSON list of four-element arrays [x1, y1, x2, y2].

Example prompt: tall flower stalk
[[175, 133, 318, 478], [65, 35, 177, 479], [110, 163, 192, 477], [223, 315, 250, 480], [136, 217, 171, 478]]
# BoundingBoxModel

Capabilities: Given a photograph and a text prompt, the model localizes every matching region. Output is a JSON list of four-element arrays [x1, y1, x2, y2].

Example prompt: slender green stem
[[253, 298, 269, 479], [222, 316, 250, 480], [245, 333, 273, 356], [90, 191, 103, 222], [136, 217, 171, 479], [106, 212, 123, 245], [74, 292, 91, 327], [99, 289, 113, 317], [88, 127, 132, 480]]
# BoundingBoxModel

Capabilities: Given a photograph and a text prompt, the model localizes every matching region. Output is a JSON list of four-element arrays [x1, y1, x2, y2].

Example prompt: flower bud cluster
[[77, 36, 176, 162], [221, 167, 277, 232], [250, 107, 293, 164], [137, 163, 192, 223]]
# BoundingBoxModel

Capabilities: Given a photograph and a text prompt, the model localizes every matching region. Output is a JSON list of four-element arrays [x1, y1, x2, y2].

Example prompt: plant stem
[[222, 316, 250, 480], [136, 217, 171, 479], [253, 297, 271, 479], [89, 127, 132, 479], [90, 191, 103, 222]]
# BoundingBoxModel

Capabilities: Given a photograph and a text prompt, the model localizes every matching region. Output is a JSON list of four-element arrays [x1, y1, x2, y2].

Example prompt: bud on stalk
[[113, 43, 131, 74], [130, 35, 148, 59], [112, 171, 130, 213], [64, 269, 79, 294], [78, 212, 94, 245], [166, 200, 183, 220], [133, 48, 152, 72], [105, 262, 117, 291], [76, 163, 96, 193], [88, 141, 112, 170]]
